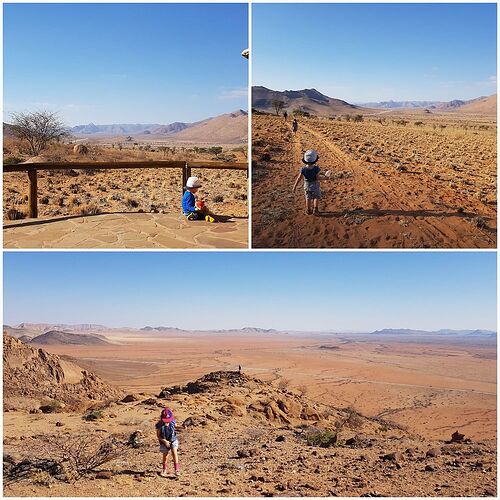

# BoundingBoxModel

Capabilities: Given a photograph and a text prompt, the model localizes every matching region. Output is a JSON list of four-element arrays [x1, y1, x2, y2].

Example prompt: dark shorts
[[184, 211, 204, 221]]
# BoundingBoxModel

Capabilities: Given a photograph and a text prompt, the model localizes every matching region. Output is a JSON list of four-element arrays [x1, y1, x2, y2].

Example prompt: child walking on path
[[182, 176, 216, 222], [292, 149, 331, 215], [156, 407, 180, 478]]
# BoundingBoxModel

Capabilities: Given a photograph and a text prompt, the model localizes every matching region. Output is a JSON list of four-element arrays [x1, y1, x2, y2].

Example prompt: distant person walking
[[292, 118, 298, 135], [238, 364, 242, 374], [283, 111, 288, 121], [156, 407, 180, 478], [292, 149, 331, 215]]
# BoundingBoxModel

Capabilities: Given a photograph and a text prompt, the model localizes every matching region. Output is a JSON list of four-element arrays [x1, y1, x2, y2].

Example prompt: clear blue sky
[[4, 3, 248, 125], [3, 252, 496, 332], [253, 3, 497, 102]]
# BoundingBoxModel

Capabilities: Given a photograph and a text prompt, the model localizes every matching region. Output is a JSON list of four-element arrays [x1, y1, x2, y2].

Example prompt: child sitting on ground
[[292, 149, 331, 215], [182, 176, 215, 222], [156, 407, 180, 478]]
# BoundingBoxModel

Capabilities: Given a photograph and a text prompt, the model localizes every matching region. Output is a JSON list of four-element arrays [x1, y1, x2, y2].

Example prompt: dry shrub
[[277, 378, 290, 391], [79, 203, 101, 216], [40, 433, 127, 480], [6, 208, 25, 221]]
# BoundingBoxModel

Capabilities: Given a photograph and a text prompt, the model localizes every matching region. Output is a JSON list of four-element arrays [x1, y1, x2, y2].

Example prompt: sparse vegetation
[[10, 110, 69, 156]]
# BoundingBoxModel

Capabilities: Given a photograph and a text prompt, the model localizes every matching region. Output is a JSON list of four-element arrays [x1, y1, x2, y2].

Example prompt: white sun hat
[[186, 176, 202, 188], [303, 149, 319, 164]]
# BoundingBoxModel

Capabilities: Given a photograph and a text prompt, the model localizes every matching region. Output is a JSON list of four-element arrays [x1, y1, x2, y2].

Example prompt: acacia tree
[[272, 99, 286, 116], [10, 110, 68, 156]]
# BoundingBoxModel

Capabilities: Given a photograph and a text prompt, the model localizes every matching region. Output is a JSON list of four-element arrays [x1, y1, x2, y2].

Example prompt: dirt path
[[252, 115, 496, 248]]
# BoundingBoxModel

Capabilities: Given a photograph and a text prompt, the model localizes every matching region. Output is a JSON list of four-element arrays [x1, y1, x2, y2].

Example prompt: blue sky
[[3, 252, 496, 332], [4, 3, 248, 125], [253, 3, 497, 102]]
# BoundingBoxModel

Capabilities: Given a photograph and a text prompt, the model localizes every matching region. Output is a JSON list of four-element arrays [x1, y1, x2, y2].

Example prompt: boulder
[[73, 144, 88, 155], [121, 394, 138, 403]]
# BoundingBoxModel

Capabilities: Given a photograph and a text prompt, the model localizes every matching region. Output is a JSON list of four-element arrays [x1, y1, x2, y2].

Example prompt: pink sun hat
[[161, 407, 175, 423]]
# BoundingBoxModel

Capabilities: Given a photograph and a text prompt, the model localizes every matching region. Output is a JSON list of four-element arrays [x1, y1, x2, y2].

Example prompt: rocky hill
[[3, 333, 122, 411], [252, 86, 368, 116], [29, 330, 110, 346], [3, 369, 495, 496], [171, 110, 248, 144]]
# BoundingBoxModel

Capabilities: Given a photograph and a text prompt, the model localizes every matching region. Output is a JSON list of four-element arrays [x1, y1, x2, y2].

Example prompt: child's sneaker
[[187, 212, 197, 221], [205, 215, 215, 223], [160, 470, 168, 478]]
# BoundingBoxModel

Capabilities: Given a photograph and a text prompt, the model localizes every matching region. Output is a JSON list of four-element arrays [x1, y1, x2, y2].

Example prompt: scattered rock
[[121, 394, 138, 403], [95, 471, 113, 479], [425, 464, 436, 472], [275, 435, 286, 442], [426, 447, 441, 458], [128, 430, 144, 448], [451, 430, 465, 443], [141, 398, 156, 405], [55, 421, 64, 427], [381, 452, 403, 463]]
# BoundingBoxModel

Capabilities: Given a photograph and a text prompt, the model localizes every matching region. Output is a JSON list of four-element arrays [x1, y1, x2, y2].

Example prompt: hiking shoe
[[175, 470, 181, 477], [205, 215, 215, 223], [160, 470, 168, 478], [187, 212, 197, 221]]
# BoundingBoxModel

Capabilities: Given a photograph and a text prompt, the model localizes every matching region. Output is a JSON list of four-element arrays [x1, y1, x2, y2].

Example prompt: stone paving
[[3, 213, 248, 249]]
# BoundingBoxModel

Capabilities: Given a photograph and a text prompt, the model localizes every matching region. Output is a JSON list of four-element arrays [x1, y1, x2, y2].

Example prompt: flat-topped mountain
[[29, 330, 110, 346]]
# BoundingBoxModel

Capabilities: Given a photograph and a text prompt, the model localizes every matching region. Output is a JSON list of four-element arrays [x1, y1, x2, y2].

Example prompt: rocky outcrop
[[3, 333, 122, 410]]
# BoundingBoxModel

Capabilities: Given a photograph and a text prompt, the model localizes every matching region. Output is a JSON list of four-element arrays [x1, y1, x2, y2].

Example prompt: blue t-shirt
[[301, 165, 320, 182], [156, 420, 177, 442], [182, 190, 197, 214]]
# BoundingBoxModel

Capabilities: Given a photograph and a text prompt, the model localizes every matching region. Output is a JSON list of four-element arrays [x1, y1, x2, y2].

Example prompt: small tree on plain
[[10, 111, 68, 156], [272, 100, 286, 116]]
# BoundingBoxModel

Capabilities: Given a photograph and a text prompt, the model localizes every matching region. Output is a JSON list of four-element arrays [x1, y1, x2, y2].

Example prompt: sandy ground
[[4, 142, 248, 220], [252, 113, 496, 248], [37, 331, 496, 441], [4, 332, 496, 497]]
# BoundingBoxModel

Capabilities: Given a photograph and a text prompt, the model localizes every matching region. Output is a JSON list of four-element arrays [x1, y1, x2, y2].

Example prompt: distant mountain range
[[68, 110, 248, 144], [252, 87, 496, 117], [5, 323, 495, 338], [359, 94, 496, 114], [370, 328, 496, 337]]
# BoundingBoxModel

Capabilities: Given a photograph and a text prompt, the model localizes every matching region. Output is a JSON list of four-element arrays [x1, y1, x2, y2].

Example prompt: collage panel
[[3, 3, 249, 249], [251, 3, 497, 249], [3, 251, 497, 496], [1, 1, 498, 499]]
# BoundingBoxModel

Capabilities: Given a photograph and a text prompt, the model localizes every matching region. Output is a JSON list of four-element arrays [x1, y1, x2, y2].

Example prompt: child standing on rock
[[292, 149, 331, 215], [156, 407, 180, 478]]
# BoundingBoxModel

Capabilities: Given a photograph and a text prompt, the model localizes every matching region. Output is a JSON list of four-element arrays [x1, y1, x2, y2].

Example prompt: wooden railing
[[3, 160, 248, 218]]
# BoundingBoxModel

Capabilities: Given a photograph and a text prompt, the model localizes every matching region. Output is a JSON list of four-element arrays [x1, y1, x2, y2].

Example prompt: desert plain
[[3, 326, 496, 496]]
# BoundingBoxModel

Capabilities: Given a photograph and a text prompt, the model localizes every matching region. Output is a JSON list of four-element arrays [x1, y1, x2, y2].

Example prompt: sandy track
[[252, 114, 496, 248]]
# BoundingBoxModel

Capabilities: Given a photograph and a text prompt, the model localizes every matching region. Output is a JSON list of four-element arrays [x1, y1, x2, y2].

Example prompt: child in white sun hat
[[181, 176, 215, 222], [292, 149, 331, 215]]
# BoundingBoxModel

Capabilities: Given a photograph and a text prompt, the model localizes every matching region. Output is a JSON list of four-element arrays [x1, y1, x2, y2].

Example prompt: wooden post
[[182, 163, 188, 193], [182, 162, 192, 193], [27, 169, 38, 218]]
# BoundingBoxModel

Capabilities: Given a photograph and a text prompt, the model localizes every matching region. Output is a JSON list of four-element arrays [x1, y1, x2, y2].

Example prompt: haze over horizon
[[4, 3, 248, 126], [4, 252, 496, 332], [253, 3, 497, 102]]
